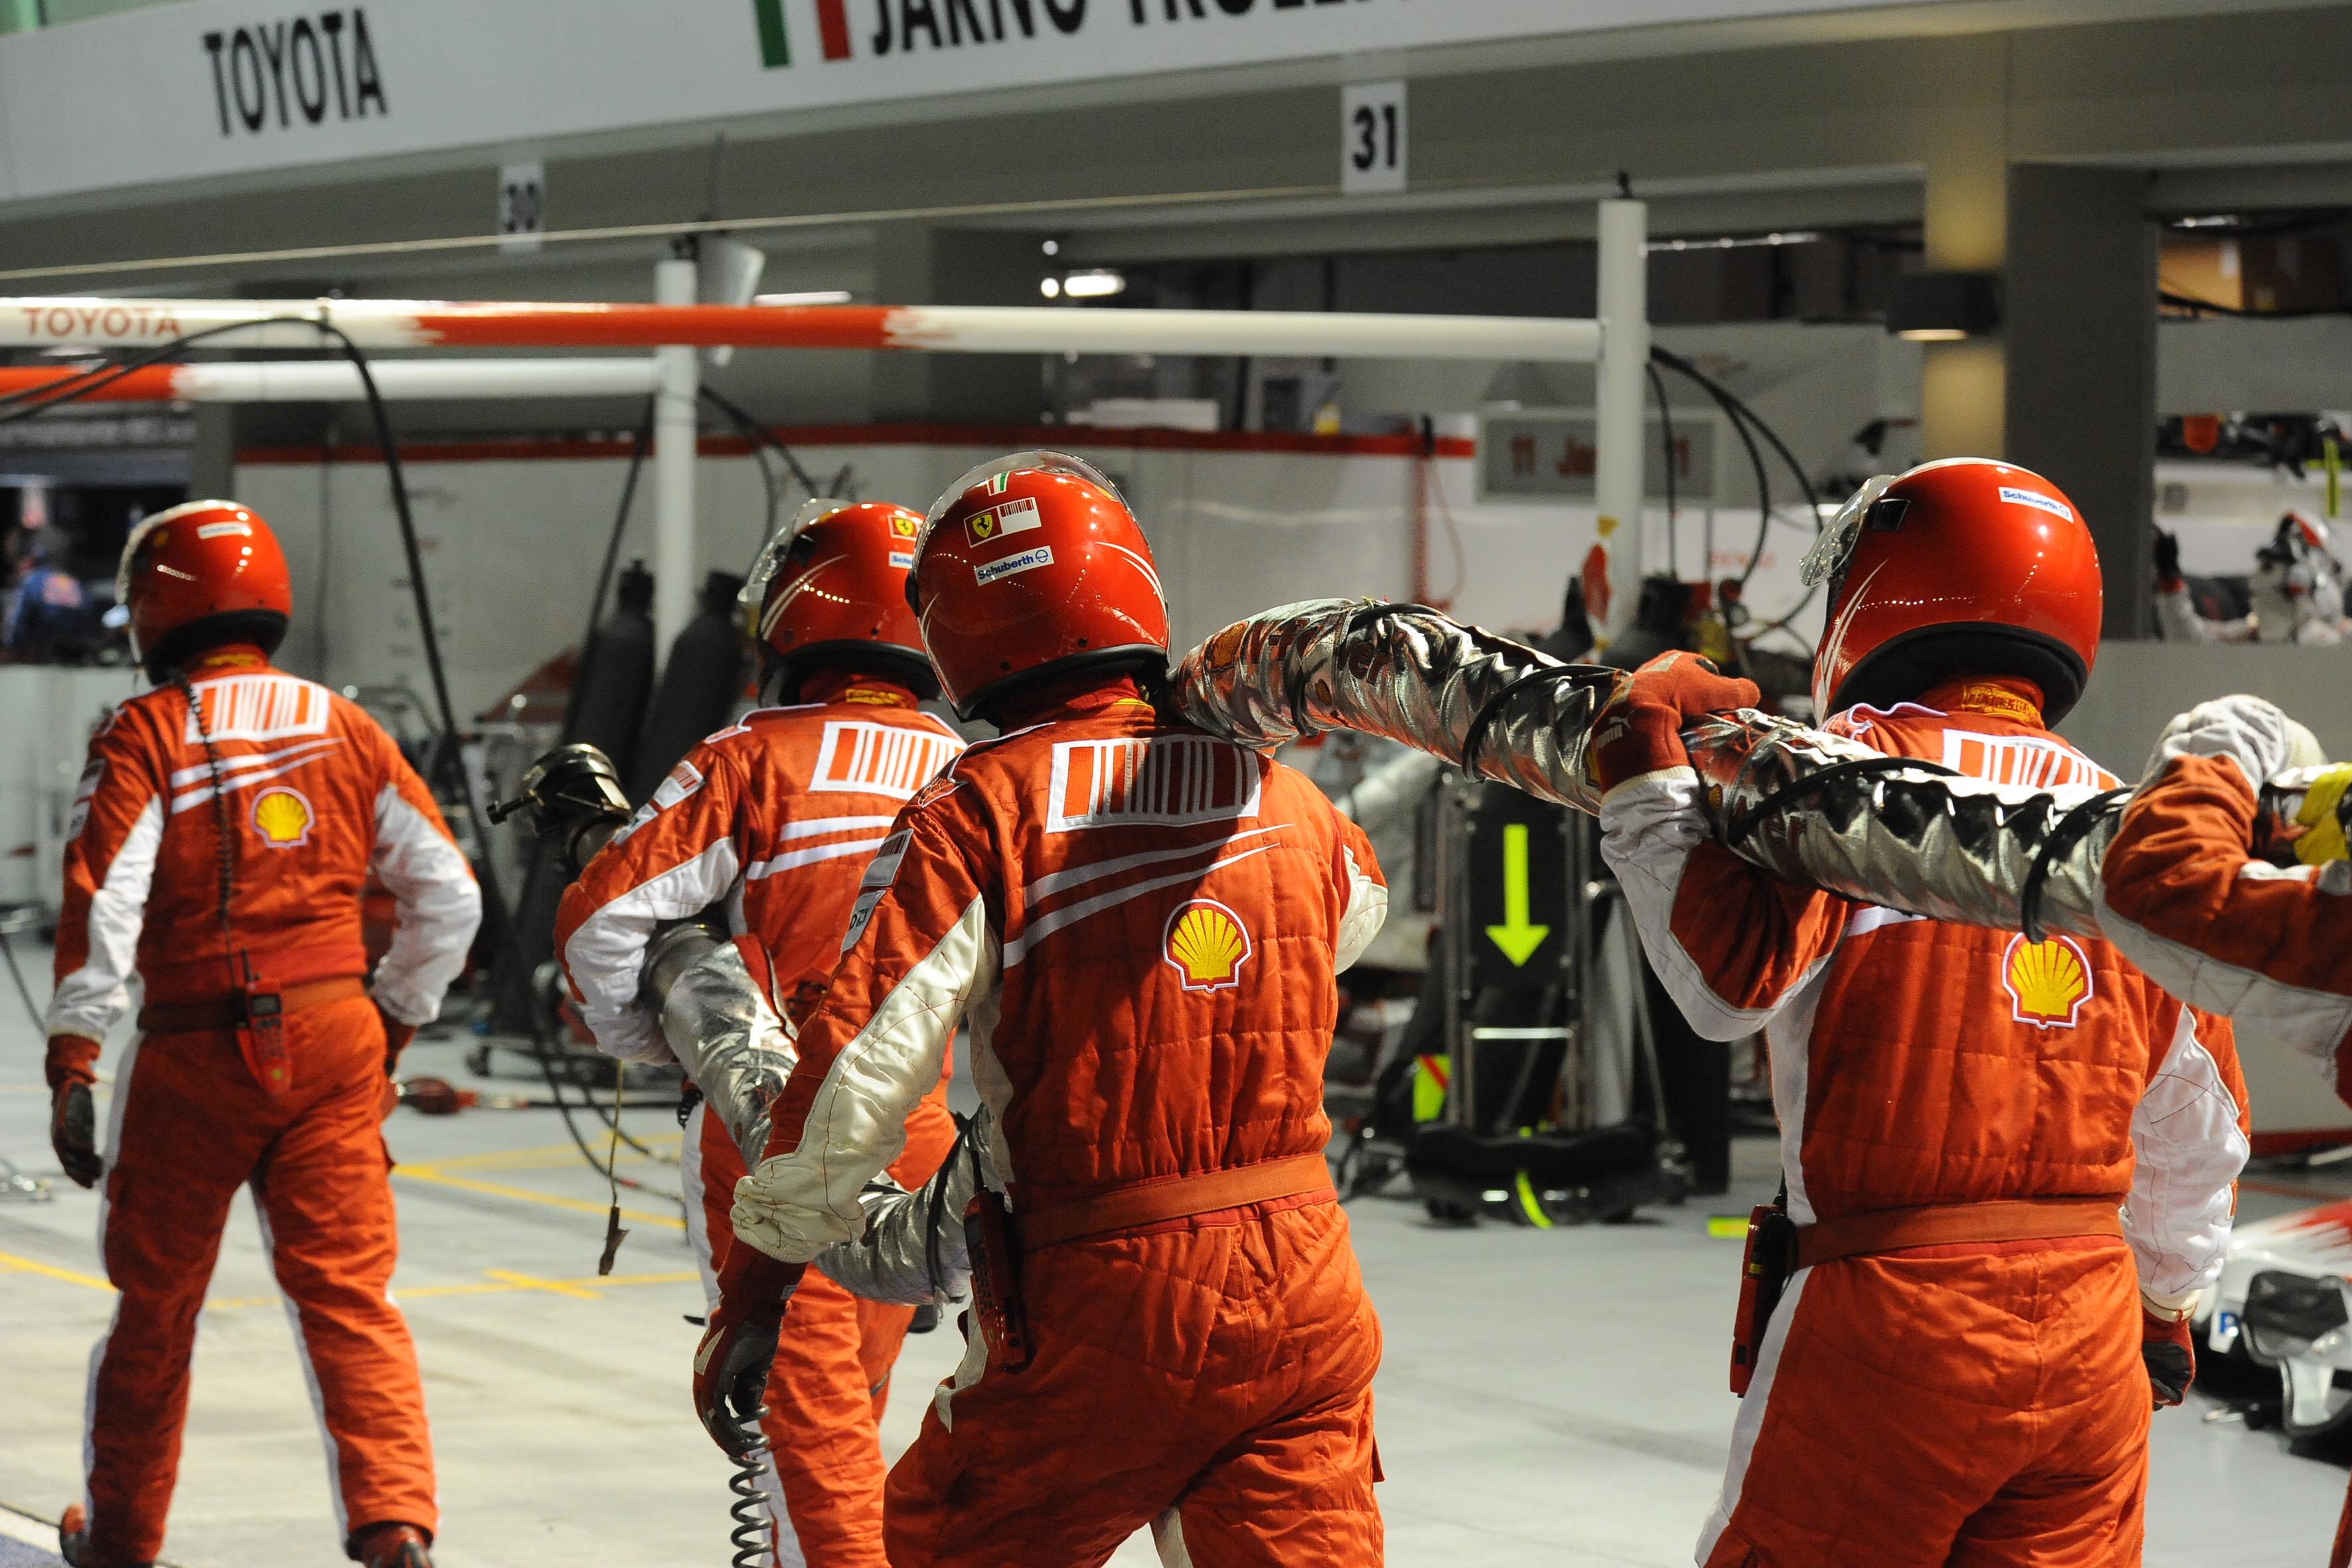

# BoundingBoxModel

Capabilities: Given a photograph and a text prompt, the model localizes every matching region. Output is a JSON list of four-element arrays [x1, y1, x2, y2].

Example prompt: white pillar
[[653, 257, 700, 661], [1593, 198, 1649, 641]]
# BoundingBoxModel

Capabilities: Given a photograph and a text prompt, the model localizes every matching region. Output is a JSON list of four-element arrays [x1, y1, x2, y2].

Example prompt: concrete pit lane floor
[[0, 955, 2343, 1566]]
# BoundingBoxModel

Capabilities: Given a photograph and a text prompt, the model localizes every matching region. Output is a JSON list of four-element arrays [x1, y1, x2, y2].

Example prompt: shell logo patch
[[1164, 898, 1253, 993], [2003, 933, 2092, 1029], [251, 786, 315, 849]]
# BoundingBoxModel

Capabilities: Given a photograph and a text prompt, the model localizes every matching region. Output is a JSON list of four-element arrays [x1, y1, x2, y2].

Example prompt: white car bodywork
[[2205, 1197, 2352, 1436]]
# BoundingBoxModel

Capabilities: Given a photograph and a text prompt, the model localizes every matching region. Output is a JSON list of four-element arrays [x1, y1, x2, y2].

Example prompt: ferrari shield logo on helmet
[[1164, 898, 1253, 992], [966, 496, 1041, 547], [2003, 933, 2092, 1029]]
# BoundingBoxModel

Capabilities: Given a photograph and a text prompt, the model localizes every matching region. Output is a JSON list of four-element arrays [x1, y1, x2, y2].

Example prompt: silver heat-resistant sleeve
[[1176, 597, 1620, 813], [810, 1110, 988, 1306], [645, 921, 982, 1306], [1172, 599, 2123, 943], [1680, 711, 2117, 943], [650, 929, 795, 1166]]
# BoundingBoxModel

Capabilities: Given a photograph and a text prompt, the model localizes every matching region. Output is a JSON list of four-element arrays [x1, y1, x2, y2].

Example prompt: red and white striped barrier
[[0, 298, 1605, 364]]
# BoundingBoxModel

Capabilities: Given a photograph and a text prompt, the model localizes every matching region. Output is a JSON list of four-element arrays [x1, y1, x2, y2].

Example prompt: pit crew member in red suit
[[695, 453, 1391, 1568], [555, 500, 964, 1567], [1595, 461, 2251, 1568], [46, 501, 479, 1568]]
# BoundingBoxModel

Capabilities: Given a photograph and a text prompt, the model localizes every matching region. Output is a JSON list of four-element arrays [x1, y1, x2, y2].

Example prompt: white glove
[[2142, 695, 2297, 793]]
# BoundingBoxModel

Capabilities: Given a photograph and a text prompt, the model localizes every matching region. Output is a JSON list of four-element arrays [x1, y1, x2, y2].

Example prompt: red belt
[[1795, 1196, 2123, 1271], [1018, 1152, 1334, 1253], [136, 977, 368, 1035]]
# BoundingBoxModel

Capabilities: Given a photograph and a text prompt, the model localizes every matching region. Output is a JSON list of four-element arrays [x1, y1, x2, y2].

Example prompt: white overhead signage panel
[[0, 0, 1942, 204]]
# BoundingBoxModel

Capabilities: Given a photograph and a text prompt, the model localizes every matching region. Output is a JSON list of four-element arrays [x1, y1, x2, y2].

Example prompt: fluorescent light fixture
[[1061, 270, 1126, 299], [752, 289, 854, 307], [1645, 230, 1822, 254]]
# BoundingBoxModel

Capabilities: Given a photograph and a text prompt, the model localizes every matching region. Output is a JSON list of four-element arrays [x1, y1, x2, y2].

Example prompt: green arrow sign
[[1486, 821, 1551, 965]]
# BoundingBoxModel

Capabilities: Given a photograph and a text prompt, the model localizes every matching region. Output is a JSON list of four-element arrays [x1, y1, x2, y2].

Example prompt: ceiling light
[[751, 289, 853, 307], [1061, 270, 1126, 299], [1887, 272, 2002, 341], [1042, 239, 1060, 256], [1040, 277, 1063, 299]]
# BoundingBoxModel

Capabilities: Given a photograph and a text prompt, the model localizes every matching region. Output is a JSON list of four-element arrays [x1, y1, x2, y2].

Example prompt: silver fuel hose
[[1171, 598, 2127, 944]]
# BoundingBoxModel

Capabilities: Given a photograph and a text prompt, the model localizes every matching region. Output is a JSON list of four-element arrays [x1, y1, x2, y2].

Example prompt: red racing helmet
[[738, 499, 936, 700], [910, 451, 1169, 720], [1802, 458, 2103, 722], [116, 499, 293, 679]]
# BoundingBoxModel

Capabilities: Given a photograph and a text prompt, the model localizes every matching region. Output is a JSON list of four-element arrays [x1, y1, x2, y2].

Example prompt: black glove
[[2152, 528, 2183, 587], [692, 1245, 805, 1458], [52, 1082, 101, 1190], [2143, 1309, 2195, 1408]]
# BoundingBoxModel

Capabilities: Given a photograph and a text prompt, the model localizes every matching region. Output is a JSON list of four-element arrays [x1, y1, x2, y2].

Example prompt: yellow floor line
[[0, 1249, 112, 1292], [0, 1249, 700, 1310], [402, 1135, 681, 1175], [388, 1166, 686, 1231], [482, 1267, 607, 1300], [400, 1269, 698, 1301]]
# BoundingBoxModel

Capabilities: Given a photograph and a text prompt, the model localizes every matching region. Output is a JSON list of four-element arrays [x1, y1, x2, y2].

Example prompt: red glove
[[693, 1240, 807, 1457], [1591, 652, 1761, 793], [2142, 1308, 2195, 1408], [46, 1035, 103, 1190]]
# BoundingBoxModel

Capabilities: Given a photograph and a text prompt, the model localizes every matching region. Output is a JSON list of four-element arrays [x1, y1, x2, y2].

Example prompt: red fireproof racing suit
[[554, 676, 963, 1567], [728, 686, 1391, 1568], [1600, 676, 2250, 1568], [2092, 696, 2352, 1565], [46, 650, 480, 1564]]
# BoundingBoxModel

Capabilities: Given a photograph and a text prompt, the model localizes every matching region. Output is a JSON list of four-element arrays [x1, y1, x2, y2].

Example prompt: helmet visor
[[740, 497, 851, 641], [1799, 473, 1900, 589]]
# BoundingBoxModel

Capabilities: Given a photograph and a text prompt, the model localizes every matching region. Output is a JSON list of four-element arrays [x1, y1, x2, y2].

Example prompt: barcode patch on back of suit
[[809, 722, 963, 801], [1941, 730, 2112, 791], [1047, 736, 1263, 832], [185, 674, 330, 744]]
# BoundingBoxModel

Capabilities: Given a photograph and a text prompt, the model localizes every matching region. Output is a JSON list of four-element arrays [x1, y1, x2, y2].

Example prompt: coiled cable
[[728, 1441, 775, 1568]]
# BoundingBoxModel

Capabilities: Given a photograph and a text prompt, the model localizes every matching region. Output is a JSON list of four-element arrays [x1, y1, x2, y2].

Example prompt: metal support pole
[[652, 257, 700, 661], [1593, 198, 1649, 642]]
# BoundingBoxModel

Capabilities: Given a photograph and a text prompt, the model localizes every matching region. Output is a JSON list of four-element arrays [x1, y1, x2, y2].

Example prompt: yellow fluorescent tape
[[1705, 1215, 1750, 1239]]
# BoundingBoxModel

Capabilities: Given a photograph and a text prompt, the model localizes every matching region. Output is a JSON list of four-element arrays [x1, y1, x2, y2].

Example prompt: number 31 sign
[[1341, 81, 1407, 196]]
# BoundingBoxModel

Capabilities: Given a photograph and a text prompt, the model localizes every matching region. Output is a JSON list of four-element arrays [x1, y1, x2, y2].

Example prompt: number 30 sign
[[1342, 81, 1407, 196]]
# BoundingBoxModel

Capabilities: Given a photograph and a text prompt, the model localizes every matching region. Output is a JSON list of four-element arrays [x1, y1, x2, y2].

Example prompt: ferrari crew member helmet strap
[[911, 449, 1171, 722], [1801, 457, 2104, 724], [738, 497, 937, 702], [116, 499, 294, 680]]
